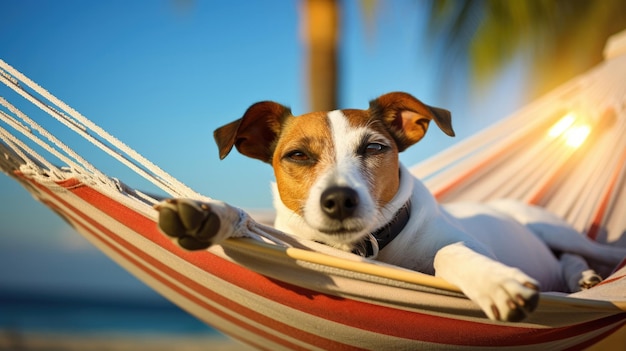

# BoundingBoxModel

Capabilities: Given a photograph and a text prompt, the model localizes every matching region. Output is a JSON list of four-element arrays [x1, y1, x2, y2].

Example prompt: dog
[[156, 92, 626, 322]]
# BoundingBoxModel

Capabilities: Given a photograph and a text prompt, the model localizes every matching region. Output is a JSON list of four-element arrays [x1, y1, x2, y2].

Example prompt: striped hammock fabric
[[1, 31, 626, 350]]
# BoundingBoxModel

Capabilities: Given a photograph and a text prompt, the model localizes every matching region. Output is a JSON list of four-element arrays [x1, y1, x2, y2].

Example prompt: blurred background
[[1, 0, 625, 349]]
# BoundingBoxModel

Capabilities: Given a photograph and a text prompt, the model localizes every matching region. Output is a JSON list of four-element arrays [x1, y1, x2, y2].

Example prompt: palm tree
[[300, 0, 340, 111], [300, 0, 626, 110], [298, 0, 626, 112], [426, 0, 626, 97]]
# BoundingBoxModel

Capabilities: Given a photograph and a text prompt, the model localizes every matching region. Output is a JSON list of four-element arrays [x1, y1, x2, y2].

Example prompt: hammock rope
[[2, 30, 626, 350], [0, 60, 200, 199], [0, 96, 100, 180]]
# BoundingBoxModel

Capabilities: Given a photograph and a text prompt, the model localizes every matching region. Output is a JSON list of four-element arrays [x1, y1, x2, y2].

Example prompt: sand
[[0, 330, 256, 351]]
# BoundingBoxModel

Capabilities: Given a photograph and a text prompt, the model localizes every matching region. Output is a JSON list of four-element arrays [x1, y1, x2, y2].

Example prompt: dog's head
[[214, 92, 454, 248]]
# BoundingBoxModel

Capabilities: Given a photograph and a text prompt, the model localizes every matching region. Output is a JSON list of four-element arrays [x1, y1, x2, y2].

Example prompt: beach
[[0, 290, 255, 351], [0, 331, 254, 351]]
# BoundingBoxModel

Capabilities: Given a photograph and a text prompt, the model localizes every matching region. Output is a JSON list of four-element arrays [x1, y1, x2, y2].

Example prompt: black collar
[[352, 199, 412, 258]]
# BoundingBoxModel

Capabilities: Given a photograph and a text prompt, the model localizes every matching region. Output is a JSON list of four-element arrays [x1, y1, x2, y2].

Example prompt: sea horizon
[[0, 288, 256, 350]]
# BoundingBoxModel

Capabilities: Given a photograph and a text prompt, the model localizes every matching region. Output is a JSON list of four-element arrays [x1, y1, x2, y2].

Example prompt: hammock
[[1, 30, 625, 350]]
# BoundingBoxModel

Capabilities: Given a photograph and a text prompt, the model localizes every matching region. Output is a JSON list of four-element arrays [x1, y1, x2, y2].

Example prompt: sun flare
[[548, 112, 591, 148]]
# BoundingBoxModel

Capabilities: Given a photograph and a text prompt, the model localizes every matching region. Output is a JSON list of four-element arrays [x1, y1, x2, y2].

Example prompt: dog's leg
[[489, 200, 626, 267], [521, 215, 626, 280], [528, 223, 626, 267], [434, 242, 540, 322], [560, 253, 603, 292], [155, 199, 244, 250]]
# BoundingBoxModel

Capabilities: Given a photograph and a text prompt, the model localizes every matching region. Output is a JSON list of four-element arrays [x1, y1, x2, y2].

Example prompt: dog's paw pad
[[486, 278, 540, 322], [176, 201, 210, 232], [155, 199, 222, 251], [178, 236, 213, 251], [500, 293, 539, 322], [193, 211, 221, 242], [521, 292, 539, 312], [501, 300, 526, 322], [156, 205, 186, 238]]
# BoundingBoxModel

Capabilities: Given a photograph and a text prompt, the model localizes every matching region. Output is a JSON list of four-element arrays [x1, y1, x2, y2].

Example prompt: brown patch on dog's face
[[272, 109, 401, 217], [272, 112, 334, 214], [340, 109, 400, 207]]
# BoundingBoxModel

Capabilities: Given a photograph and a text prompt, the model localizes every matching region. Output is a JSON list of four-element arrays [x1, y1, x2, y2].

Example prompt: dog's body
[[157, 92, 626, 322]]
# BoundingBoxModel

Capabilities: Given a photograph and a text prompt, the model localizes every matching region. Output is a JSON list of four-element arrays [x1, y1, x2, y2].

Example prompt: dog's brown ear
[[213, 101, 292, 163], [370, 92, 454, 151]]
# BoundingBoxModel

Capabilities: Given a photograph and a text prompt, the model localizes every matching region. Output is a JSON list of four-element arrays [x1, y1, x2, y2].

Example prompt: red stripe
[[21, 174, 626, 348], [432, 140, 519, 201], [64, 212, 310, 351], [18, 180, 277, 350], [562, 320, 626, 351], [433, 115, 557, 201], [586, 148, 626, 240], [24, 177, 362, 351], [597, 274, 625, 287], [526, 143, 576, 205]]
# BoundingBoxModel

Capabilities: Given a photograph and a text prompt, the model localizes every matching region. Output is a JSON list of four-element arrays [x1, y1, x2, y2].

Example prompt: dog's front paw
[[474, 272, 540, 322], [434, 243, 540, 322], [155, 199, 222, 250]]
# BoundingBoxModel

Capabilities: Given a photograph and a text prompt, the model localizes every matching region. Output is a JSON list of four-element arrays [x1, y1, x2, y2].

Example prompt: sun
[[548, 112, 591, 148]]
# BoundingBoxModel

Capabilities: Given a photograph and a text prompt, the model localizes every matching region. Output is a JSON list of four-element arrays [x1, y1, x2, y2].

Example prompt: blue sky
[[0, 1, 530, 297]]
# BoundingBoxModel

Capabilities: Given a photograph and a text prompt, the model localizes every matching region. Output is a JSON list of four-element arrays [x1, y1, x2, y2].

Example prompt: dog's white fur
[[273, 110, 397, 250], [158, 93, 626, 322], [270, 110, 549, 321], [272, 110, 624, 321]]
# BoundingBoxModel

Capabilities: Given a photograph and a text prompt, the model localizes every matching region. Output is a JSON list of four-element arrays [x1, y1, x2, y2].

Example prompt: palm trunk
[[301, 0, 339, 111]]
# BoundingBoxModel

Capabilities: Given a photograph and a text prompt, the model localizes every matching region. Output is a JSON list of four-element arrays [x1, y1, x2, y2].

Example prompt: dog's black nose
[[321, 186, 359, 220]]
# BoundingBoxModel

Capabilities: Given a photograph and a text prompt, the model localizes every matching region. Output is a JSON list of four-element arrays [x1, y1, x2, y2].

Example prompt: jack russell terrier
[[156, 92, 626, 322]]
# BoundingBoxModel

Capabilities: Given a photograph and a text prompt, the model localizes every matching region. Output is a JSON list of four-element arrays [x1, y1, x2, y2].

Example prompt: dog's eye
[[286, 150, 311, 162], [364, 143, 387, 155]]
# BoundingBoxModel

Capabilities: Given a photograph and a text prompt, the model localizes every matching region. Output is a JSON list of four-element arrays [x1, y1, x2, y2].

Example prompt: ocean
[[0, 239, 257, 349], [0, 290, 217, 335], [0, 290, 253, 350]]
